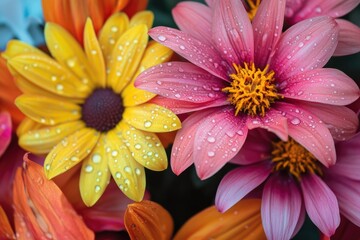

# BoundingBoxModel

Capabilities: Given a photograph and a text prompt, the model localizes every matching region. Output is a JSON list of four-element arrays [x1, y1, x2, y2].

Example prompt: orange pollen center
[[246, 0, 261, 21], [222, 63, 282, 117], [271, 138, 323, 180]]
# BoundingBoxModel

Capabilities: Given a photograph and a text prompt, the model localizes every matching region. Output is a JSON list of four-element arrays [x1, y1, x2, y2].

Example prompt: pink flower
[[0, 111, 11, 157], [285, 0, 360, 56], [215, 130, 360, 239], [136, 0, 359, 179]]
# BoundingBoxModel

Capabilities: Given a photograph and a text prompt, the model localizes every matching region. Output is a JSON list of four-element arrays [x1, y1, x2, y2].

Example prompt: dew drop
[[95, 185, 101, 193], [207, 136, 216, 143], [291, 118, 301, 125], [179, 45, 185, 50], [56, 84, 64, 91], [84, 165, 94, 173], [45, 164, 50, 171], [134, 143, 141, 150], [115, 172, 122, 179], [124, 166, 132, 173], [135, 168, 141, 175], [144, 121, 152, 128], [92, 154, 102, 163], [112, 150, 118, 157], [207, 151, 215, 157], [157, 35, 166, 42]]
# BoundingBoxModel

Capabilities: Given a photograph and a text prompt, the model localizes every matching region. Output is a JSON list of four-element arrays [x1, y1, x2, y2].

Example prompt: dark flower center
[[81, 88, 124, 132]]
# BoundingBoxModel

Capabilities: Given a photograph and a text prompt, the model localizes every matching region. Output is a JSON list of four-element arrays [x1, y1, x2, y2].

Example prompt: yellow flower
[[3, 11, 180, 206]]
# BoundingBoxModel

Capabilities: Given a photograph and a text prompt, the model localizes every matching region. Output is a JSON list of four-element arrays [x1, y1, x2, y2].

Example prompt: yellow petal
[[106, 130, 146, 201], [19, 121, 85, 154], [15, 95, 81, 126], [118, 121, 168, 171], [16, 117, 44, 137], [107, 24, 148, 93], [84, 19, 106, 88], [174, 199, 265, 240], [123, 103, 181, 132], [45, 23, 95, 86], [44, 128, 100, 179], [122, 41, 173, 107], [129, 11, 154, 29], [8, 54, 91, 98], [2, 40, 48, 59], [99, 12, 129, 62], [125, 200, 174, 240], [80, 134, 111, 206]]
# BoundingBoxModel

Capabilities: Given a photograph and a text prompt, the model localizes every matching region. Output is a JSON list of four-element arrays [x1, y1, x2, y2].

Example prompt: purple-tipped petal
[[149, 27, 228, 80], [212, 0, 254, 64], [276, 102, 336, 167], [135, 62, 227, 103], [297, 102, 359, 141], [252, 0, 286, 68], [215, 162, 271, 212], [271, 16, 338, 80], [334, 19, 360, 56], [282, 68, 359, 105], [261, 175, 302, 240], [0, 112, 12, 157], [292, 204, 306, 238], [246, 108, 289, 141], [326, 177, 360, 227], [172, 2, 212, 44], [194, 107, 249, 179], [301, 174, 340, 237], [171, 109, 219, 175], [149, 95, 228, 115]]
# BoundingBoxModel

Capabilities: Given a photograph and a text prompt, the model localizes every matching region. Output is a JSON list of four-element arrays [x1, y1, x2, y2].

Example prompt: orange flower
[[125, 200, 173, 240], [42, 0, 148, 44], [0, 56, 24, 127], [174, 199, 266, 240], [0, 154, 94, 239]]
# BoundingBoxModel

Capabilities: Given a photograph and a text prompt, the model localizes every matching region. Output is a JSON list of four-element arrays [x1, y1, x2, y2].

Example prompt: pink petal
[[171, 109, 219, 175], [334, 19, 360, 56], [246, 108, 289, 141], [231, 129, 273, 165], [215, 162, 271, 212], [300, 174, 340, 237], [193, 107, 249, 179], [325, 177, 360, 227], [148, 27, 229, 80], [135, 62, 227, 103], [212, 0, 254, 64], [276, 102, 336, 167], [282, 68, 359, 105], [252, 0, 286, 67], [0, 112, 12, 157], [205, 0, 214, 7], [294, 101, 359, 141], [271, 16, 338, 80], [292, 204, 306, 238], [326, 133, 360, 181], [261, 175, 302, 240], [172, 2, 212, 44], [149, 95, 228, 115]]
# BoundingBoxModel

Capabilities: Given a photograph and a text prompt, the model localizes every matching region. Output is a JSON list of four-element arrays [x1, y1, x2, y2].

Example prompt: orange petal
[[123, 0, 148, 17], [125, 200, 173, 240], [0, 205, 15, 240], [12, 154, 94, 239], [174, 199, 266, 240]]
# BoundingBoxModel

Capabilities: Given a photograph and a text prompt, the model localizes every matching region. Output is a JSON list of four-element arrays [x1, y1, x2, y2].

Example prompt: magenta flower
[[0, 111, 11, 157], [285, 0, 360, 56], [136, 0, 359, 179], [215, 130, 360, 239]]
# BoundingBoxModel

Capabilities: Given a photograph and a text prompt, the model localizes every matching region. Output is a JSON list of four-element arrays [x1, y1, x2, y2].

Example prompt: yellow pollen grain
[[271, 138, 323, 180], [246, 0, 261, 21], [222, 62, 282, 117]]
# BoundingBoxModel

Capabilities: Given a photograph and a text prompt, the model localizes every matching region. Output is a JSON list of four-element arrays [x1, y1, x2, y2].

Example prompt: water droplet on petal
[[92, 154, 102, 163], [85, 165, 94, 173], [95, 185, 101, 193], [207, 136, 216, 143], [157, 35, 166, 42], [207, 151, 215, 157], [291, 118, 301, 125], [124, 166, 132, 173], [144, 121, 152, 128]]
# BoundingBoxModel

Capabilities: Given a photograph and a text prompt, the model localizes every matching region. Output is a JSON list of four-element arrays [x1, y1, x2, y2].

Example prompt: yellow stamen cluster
[[246, 0, 261, 20], [222, 63, 282, 117], [271, 138, 323, 180]]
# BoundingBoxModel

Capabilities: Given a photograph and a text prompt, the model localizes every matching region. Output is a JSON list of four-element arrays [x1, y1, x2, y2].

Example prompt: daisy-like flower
[[215, 130, 360, 239], [285, 0, 360, 56], [42, 0, 148, 44], [3, 11, 180, 206], [136, 0, 359, 180]]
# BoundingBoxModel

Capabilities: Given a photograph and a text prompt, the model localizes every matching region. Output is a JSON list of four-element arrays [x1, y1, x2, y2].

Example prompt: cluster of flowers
[[0, 0, 360, 239]]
